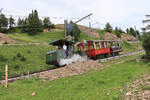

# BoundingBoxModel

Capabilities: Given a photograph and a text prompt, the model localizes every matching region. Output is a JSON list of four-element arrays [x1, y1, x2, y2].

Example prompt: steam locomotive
[[46, 39, 122, 66]]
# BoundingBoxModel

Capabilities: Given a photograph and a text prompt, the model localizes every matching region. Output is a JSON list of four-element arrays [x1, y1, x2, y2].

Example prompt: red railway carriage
[[77, 40, 122, 58]]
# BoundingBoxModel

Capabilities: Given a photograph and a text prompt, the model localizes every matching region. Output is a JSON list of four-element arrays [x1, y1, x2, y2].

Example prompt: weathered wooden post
[[5, 65, 8, 88], [27, 71, 30, 80]]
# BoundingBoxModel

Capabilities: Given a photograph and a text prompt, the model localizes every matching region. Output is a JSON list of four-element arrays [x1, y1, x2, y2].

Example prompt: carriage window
[[89, 43, 94, 49], [83, 45, 88, 51], [107, 42, 111, 48], [101, 42, 105, 48], [95, 42, 100, 49]]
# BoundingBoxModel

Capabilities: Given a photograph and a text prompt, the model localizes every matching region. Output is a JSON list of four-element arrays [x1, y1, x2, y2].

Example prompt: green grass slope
[[121, 41, 142, 54], [0, 45, 55, 79], [9, 31, 95, 43], [8, 31, 65, 43], [0, 55, 149, 100]]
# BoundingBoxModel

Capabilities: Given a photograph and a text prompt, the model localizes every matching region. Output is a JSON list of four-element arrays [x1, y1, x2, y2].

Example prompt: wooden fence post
[[5, 65, 8, 88]]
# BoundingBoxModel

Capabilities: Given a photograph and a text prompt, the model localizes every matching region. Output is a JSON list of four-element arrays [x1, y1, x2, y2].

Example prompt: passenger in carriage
[[63, 44, 67, 58]]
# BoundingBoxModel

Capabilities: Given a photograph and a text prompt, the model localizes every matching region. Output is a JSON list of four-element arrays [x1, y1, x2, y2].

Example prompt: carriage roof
[[49, 39, 74, 46], [86, 40, 122, 42], [76, 40, 122, 46]]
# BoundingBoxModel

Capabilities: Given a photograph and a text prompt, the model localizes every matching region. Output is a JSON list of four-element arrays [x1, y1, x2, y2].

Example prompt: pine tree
[[118, 28, 124, 33], [126, 28, 130, 34], [27, 10, 43, 35], [43, 17, 51, 30], [114, 27, 121, 38], [129, 27, 136, 37], [9, 17, 15, 28], [104, 22, 112, 33], [17, 17, 24, 26], [73, 24, 81, 42], [21, 18, 28, 33], [0, 14, 8, 33]]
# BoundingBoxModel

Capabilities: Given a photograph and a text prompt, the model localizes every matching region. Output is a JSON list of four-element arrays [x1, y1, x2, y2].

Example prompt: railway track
[[0, 50, 144, 84], [0, 42, 49, 46]]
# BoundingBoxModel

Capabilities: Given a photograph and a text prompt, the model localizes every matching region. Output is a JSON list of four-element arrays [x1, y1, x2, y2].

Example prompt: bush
[[20, 56, 26, 61], [12, 56, 17, 61], [104, 22, 112, 33], [142, 33, 150, 59], [0, 55, 8, 61], [116, 32, 121, 38], [14, 65, 20, 69], [3, 41, 8, 44], [17, 52, 22, 57], [27, 50, 31, 53], [114, 27, 121, 38]]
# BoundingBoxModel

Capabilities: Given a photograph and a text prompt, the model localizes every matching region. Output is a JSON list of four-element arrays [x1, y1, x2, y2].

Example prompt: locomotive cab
[[46, 39, 74, 66]]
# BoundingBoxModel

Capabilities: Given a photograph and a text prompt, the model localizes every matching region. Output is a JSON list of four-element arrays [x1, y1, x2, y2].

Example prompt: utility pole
[[89, 16, 91, 40], [65, 13, 93, 41], [64, 20, 67, 38], [74, 13, 93, 24], [134, 25, 138, 40], [0, 8, 3, 14]]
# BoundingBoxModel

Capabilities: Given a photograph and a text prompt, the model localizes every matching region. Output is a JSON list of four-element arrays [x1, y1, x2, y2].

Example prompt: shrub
[[12, 56, 17, 61], [17, 52, 22, 57], [3, 41, 8, 44], [14, 65, 20, 69], [114, 27, 121, 38], [27, 50, 31, 53], [142, 33, 150, 59], [104, 22, 112, 33], [0, 55, 8, 61], [141, 85, 150, 90], [20, 56, 26, 61]]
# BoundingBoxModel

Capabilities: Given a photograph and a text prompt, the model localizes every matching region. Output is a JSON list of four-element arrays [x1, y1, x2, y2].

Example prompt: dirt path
[[0, 33, 15, 44]]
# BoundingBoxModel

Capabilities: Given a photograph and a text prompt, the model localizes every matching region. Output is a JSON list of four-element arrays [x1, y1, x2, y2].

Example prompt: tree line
[[104, 22, 140, 38], [0, 10, 55, 35]]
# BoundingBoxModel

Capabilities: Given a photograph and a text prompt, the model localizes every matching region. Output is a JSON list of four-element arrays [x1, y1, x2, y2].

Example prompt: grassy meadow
[[8, 31, 94, 43], [121, 41, 142, 54], [0, 54, 149, 100], [8, 31, 65, 43], [0, 45, 55, 79]]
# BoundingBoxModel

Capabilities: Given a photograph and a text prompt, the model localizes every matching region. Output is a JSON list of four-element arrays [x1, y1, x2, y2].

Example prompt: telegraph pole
[[89, 18, 91, 40], [74, 13, 93, 24], [65, 13, 93, 41], [134, 25, 138, 40], [0, 8, 3, 14]]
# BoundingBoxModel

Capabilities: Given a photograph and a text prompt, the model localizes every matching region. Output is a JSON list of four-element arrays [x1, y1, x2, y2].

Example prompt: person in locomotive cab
[[63, 44, 67, 58]]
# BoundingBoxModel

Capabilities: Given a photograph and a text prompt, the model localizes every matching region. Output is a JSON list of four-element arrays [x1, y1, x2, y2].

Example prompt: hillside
[[8, 31, 65, 43], [55, 24, 137, 41], [0, 33, 16, 44], [0, 24, 137, 44]]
